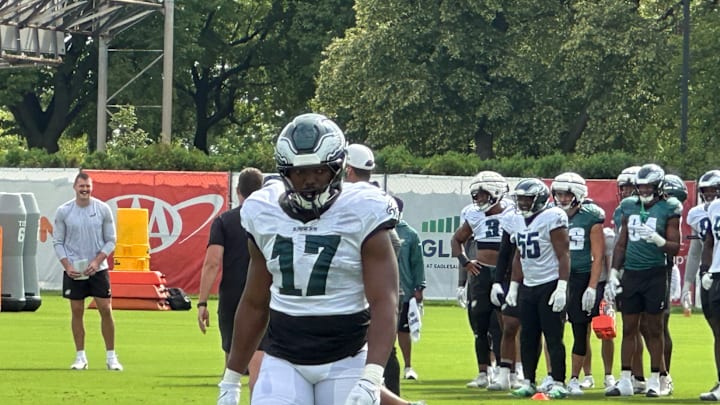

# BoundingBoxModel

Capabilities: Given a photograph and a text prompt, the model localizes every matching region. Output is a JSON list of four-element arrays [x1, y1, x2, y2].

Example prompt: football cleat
[[580, 375, 595, 389], [547, 382, 569, 399], [404, 367, 418, 380], [466, 372, 489, 388], [537, 375, 555, 393], [70, 357, 88, 370], [605, 376, 633, 396], [604, 374, 616, 389], [511, 381, 537, 397], [106, 357, 123, 371], [567, 377, 584, 396], [700, 382, 720, 401]]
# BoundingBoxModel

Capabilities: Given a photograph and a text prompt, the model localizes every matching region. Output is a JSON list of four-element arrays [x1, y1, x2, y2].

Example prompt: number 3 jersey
[[240, 181, 399, 365], [506, 206, 568, 287], [461, 199, 515, 251]]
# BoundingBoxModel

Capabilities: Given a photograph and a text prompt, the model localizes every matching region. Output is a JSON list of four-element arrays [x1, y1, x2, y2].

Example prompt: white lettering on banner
[[105, 194, 224, 252]]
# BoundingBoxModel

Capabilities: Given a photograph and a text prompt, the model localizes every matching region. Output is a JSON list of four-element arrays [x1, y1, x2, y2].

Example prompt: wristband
[[196, 301, 208, 308], [362, 363, 385, 385], [457, 253, 470, 268]]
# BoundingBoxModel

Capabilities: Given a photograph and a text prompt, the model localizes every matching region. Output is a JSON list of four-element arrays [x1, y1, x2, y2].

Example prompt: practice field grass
[[0, 294, 715, 404]]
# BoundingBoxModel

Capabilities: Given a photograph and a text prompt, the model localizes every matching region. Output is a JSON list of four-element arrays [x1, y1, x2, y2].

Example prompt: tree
[[314, 1, 674, 160], [0, 36, 96, 153]]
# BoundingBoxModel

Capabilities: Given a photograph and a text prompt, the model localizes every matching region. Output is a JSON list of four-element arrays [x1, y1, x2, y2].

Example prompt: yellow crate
[[113, 256, 150, 271]]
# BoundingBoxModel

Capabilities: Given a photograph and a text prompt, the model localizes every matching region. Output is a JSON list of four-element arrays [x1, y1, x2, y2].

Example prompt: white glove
[[345, 364, 383, 405], [702, 273, 713, 291], [456, 286, 467, 308], [581, 287, 597, 314], [604, 268, 622, 301], [490, 282, 505, 307], [640, 224, 666, 247], [681, 283, 692, 309], [506, 281, 519, 307], [548, 280, 568, 312], [217, 382, 241, 405]]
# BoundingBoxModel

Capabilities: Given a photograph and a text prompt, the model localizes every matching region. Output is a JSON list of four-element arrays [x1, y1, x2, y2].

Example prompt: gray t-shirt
[[53, 197, 116, 271]]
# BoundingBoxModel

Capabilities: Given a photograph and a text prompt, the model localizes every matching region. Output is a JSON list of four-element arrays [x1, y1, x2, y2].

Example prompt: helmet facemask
[[279, 160, 344, 216], [512, 179, 550, 218]]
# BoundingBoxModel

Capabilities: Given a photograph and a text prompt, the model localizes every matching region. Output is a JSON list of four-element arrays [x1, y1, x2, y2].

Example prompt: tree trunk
[[560, 109, 589, 154], [473, 118, 495, 159]]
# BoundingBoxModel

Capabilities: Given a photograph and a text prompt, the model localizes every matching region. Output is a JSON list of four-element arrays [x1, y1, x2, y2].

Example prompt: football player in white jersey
[[550, 173, 605, 396], [682, 170, 720, 312], [504, 178, 571, 399], [699, 188, 720, 401], [216, 114, 400, 405], [450, 171, 514, 389]]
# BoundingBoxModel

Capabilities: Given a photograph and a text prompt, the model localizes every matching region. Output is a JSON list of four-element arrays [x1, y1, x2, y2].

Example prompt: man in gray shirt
[[53, 172, 121, 371]]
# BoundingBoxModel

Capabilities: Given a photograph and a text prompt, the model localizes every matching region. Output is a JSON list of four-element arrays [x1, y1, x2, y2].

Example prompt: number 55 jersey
[[240, 181, 399, 365]]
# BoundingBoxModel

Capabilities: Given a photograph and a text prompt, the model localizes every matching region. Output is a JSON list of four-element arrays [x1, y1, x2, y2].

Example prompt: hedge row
[[0, 142, 666, 180]]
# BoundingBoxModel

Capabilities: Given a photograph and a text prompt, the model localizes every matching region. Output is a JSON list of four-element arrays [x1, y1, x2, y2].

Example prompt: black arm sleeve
[[494, 231, 515, 284]]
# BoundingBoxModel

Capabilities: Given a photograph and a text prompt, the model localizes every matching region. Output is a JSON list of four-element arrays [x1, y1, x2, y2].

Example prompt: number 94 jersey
[[240, 181, 399, 317], [507, 206, 568, 287]]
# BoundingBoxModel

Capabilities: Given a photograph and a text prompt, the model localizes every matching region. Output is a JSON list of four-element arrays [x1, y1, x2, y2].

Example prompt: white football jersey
[[241, 181, 398, 316], [507, 206, 568, 287], [687, 204, 710, 238], [461, 199, 516, 244], [707, 200, 720, 273]]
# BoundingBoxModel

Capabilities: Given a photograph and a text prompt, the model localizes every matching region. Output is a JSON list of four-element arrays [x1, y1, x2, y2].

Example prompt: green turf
[[0, 294, 715, 404]]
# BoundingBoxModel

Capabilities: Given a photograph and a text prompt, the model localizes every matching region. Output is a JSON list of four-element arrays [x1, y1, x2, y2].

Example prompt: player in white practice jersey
[[216, 113, 400, 405], [451, 171, 514, 389], [504, 178, 571, 399]]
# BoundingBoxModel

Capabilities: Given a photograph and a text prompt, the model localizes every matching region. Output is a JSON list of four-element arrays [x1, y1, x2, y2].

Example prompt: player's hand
[[681, 284, 692, 309], [65, 265, 83, 279], [466, 261, 482, 276], [198, 306, 210, 334], [456, 286, 467, 308], [639, 224, 666, 247], [217, 381, 241, 405], [604, 268, 622, 301], [490, 283, 505, 307], [548, 280, 568, 312], [702, 272, 713, 290], [506, 281, 519, 307], [344, 379, 381, 405], [581, 287, 596, 314]]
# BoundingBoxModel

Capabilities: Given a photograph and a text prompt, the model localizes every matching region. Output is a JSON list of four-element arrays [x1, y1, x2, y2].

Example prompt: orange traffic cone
[[531, 392, 550, 400]]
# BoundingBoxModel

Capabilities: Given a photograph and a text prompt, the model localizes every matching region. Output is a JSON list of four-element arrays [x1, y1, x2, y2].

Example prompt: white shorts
[[251, 344, 368, 405]]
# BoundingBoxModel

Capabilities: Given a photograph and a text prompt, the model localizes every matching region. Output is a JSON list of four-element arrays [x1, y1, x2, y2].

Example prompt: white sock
[[106, 350, 116, 360], [76, 350, 87, 360], [621, 370, 632, 380], [222, 368, 243, 385]]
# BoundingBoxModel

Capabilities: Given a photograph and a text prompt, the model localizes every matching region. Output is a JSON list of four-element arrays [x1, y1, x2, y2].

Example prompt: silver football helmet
[[616, 165, 641, 200], [662, 174, 687, 203], [511, 178, 550, 218], [275, 113, 346, 216], [635, 163, 665, 204], [551, 172, 587, 212], [698, 170, 720, 203], [468, 171, 508, 212]]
